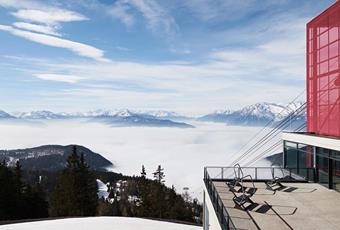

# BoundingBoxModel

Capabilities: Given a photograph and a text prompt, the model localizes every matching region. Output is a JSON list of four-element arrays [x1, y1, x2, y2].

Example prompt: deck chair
[[227, 164, 257, 207], [265, 168, 291, 191]]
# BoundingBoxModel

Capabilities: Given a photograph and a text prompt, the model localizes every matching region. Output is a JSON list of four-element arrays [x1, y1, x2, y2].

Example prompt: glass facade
[[307, 1, 340, 137], [284, 141, 314, 176], [284, 141, 340, 191]]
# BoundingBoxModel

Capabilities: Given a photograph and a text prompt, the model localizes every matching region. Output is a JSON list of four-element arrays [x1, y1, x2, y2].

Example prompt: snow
[[96, 179, 109, 199], [0, 120, 272, 200], [0, 217, 201, 230]]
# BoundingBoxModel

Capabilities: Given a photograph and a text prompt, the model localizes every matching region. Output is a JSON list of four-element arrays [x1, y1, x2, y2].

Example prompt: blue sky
[[0, 0, 335, 115]]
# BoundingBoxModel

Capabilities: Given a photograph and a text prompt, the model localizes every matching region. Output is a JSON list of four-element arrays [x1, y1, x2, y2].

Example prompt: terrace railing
[[204, 169, 236, 230], [204, 166, 316, 183], [203, 166, 316, 230]]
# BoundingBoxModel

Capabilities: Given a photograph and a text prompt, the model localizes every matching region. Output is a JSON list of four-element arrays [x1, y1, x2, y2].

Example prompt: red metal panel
[[307, 1, 340, 137]]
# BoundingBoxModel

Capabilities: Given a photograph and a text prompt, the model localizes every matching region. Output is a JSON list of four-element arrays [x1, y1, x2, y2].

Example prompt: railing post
[[221, 168, 224, 180], [255, 168, 258, 180]]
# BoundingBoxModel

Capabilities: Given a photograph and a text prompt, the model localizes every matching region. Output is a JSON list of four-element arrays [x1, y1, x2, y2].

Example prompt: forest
[[0, 146, 202, 225]]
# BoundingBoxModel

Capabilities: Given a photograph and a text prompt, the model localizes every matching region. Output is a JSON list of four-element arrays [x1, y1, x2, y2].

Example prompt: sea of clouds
[[0, 120, 272, 199]]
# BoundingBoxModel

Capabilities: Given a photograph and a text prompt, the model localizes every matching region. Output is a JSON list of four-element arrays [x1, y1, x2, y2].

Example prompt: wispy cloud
[[108, 1, 135, 27], [0, 0, 105, 61], [13, 22, 60, 36], [178, 0, 288, 22], [0, 25, 108, 62], [34, 73, 83, 83], [11, 9, 88, 25], [109, 0, 178, 35], [115, 46, 132, 52]]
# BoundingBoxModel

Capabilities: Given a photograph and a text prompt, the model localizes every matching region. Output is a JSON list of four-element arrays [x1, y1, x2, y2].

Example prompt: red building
[[283, 0, 340, 191], [307, 1, 340, 137]]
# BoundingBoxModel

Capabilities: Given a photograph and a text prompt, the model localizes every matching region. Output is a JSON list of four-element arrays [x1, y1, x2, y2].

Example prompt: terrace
[[204, 166, 340, 230]]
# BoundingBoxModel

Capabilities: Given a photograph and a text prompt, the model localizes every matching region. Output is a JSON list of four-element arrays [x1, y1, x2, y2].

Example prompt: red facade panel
[[307, 1, 340, 137]]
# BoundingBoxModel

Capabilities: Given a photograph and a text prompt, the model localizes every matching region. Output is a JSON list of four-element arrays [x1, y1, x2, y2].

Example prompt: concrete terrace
[[213, 181, 340, 230]]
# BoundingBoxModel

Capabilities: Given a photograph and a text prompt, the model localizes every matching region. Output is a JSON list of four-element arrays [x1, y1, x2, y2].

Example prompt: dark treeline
[[97, 165, 201, 223], [0, 146, 202, 224], [0, 161, 48, 220]]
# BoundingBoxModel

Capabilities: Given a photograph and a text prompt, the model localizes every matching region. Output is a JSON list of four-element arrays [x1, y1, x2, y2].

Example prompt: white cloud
[[128, 0, 178, 34], [115, 46, 132, 51], [11, 9, 88, 25], [0, 0, 40, 9], [179, 0, 288, 22], [108, 1, 135, 27], [109, 0, 177, 35], [0, 25, 108, 62], [34, 73, 83, 83], [13, 22, 60, 36]]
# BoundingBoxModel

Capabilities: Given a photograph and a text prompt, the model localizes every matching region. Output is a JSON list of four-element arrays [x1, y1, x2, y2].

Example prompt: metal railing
[[205, 166, 316, 182], [204, 166, 316, 230], [204, 169, 236, 230]]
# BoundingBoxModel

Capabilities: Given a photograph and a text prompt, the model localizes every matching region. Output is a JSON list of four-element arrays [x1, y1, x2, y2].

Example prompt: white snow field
[[0, 217, 201, 230], [0, 120, 271, 199]]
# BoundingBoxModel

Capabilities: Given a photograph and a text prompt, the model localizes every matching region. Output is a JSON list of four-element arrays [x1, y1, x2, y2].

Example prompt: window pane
[[320, 31, 329, 47], [320, 46, 329, 62], [329, 27, 339, 43], [329, 41, 339, 58], [329, 57, 339, 72]]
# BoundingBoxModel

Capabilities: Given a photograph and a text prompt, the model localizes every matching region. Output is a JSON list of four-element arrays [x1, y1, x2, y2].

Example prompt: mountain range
[[0, 102, 306, 127], [9, 109, 194, 128], [197, 102, 305, 127], [0, 145, 113, 171]]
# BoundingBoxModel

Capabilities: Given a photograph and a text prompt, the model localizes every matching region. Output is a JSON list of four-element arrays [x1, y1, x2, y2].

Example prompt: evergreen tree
[[0, 161, 48, 220], [51, 145, 98, 217], [140, 165, 146, 178], [0, 162, 17, 220], [153, 165, 165, 184]]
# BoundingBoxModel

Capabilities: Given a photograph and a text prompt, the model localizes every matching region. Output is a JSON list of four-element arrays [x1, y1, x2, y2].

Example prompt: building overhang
[[282, 132, 340, 151]]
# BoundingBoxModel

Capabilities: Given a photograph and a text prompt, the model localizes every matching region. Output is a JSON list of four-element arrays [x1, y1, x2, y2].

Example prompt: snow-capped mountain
[[198, 102, 306, 127], [91, 110, 194, 128], [0, 110, 16, 119], [10, 109, 194, 128], [16, 110, 67, 119], [137, 110, 191, 121], [1, 102, 305, 128]]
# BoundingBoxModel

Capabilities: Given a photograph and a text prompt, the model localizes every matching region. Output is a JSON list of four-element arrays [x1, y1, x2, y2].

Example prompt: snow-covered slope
[[198, 102, 305, 127], [0, 110, 15, 119], [11, 109, 194, 128], [97, 179, 110, 199], [15, 111, 67, 119], [0, 217, 201, 230]]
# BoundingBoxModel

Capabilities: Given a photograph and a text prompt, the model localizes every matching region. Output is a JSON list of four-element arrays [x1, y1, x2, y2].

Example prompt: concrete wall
[[203, 188, 222, 230]]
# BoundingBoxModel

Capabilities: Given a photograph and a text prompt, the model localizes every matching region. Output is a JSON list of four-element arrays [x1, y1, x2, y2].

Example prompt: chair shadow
[[267, 185, 317, 194], [244, 202, 298, 216]]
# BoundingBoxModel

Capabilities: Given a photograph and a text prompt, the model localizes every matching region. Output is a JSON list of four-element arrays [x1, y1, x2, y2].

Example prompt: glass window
[[320, 46, 329, 62], [329, 41, 339, 58], [320, 61, 329, 74], [333, 160, 340, 192], [284, 142, 297, 168], [329, 57, 339, 72], [320, 31, 329, 47], [317, 148, 330, 187], [329, 73, 339, 89], [329, 27, 339, 43]]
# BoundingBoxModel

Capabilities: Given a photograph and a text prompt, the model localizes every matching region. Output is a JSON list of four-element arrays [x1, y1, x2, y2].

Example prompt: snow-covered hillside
[[198, 102, 305, 126], [0, 217, 201, 230], [0, 110, 15, 119], [7, 109, 194, 128], [15, 111, 67, 120], [0, 101, 305, 128]]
